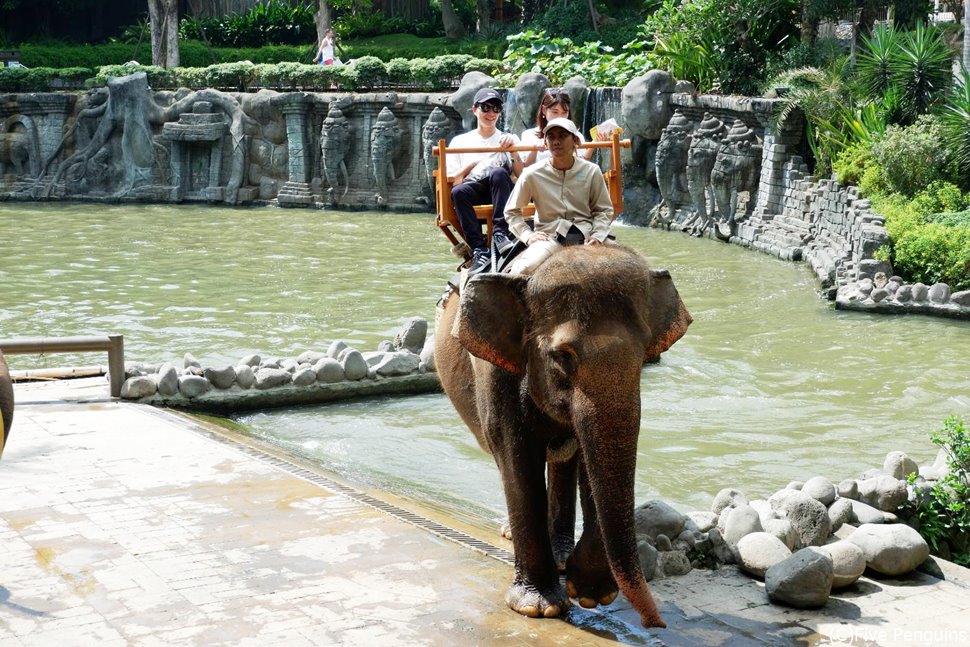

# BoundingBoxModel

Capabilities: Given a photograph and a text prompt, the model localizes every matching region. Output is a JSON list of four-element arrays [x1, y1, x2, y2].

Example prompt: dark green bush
[[871, 116, 953, 198]]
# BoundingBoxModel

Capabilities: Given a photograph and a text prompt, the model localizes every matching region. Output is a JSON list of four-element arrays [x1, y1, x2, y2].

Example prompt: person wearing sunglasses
[[503, 118, 614, 275], [519, 88, 598, 167], [446, 87, 524, 274]]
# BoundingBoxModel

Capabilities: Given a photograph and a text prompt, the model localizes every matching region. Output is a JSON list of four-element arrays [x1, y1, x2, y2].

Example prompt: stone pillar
[[274, 93, 314, 207]]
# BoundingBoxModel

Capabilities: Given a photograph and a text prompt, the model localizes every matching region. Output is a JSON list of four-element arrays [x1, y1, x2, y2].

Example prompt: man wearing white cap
[[447, 87, 523, 273], [503, 117, 614, 275]]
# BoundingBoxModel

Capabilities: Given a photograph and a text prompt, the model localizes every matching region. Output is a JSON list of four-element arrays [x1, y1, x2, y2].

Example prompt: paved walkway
[[2, 378, 970, 646]]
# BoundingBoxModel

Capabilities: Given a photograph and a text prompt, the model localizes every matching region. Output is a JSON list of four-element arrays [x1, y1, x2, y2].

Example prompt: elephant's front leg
[[564, 460, 618, 608], [489, 422, 569, 618]]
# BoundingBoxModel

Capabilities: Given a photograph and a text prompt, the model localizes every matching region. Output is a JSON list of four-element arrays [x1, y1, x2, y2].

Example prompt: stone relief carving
[[0, 115, 41, 180], [320, 104, 353, 202], [711, 119, 762, 240], [369, 106, 403, 205], [420, 107, 455, 205], [650, 109, 691, 228], [682, 113, 726, 236]]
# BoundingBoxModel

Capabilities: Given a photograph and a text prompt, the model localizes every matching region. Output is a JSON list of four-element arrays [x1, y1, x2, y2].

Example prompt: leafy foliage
[[870, 116, 952, 198], [179, 0, 317, 48], [496, 30, 652, 87], [904, 416, 970, 567], [640, 0, 800, 95]]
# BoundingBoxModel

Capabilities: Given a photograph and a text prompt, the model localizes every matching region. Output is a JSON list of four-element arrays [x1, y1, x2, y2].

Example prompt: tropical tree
[[148, 0, 179, 68]]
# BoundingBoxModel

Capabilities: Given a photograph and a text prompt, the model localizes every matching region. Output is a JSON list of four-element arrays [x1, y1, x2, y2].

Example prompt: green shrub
[[385, 58, 413, 85], [909, 181, 968, 216], [870, 116, 952, 198], [347, 56, 386, 90], [904, 416, 970, 567], [833, 140, 873, 187], [872, 192, 970, 290]]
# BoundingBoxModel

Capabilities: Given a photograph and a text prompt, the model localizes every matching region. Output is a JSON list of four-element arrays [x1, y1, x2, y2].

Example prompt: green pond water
[[2, 202, 968, 525]]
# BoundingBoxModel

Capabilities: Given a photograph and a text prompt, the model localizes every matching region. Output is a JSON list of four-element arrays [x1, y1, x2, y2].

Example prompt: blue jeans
[[451, 166, 513, 251]]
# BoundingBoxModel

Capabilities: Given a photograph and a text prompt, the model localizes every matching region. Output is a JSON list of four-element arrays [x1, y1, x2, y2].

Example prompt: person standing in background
[[314, 28, 339, 65]]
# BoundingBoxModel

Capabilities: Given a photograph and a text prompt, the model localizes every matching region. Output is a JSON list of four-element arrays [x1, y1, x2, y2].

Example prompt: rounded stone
[[634, 500, 686, 541], [850, 499, 892, 525], [723, 504, 763, 547], [637, 539, 658, 581], [894, 284, 913, 302], [828, 498, 854, 533], [373, 351, 421, 377], [657, 550, 692, 577], [883, 451, 919, 480], [239, 353, 261, 367], [394, 316, 428, 353], [817, 540, 866, 588], [765, 548, 833, 609], [292, 367, 317, 386], [327, 340, 348, 359], [763, 517, 798, 551], [183, 352, 201, 369], [342, 350, 369, 381], [911, 282, 928, 302], [711, 488, 748, 516], [296, 350, 327, 364], [420, 334, 436, 373], [838, 479, 859, 499], [203, 366, 236, 390], [847, 523, 929, 576], [783, 493, 831, 549], [178, 375, 211, 398], [254, 367, 291, 390], [156, 363, 179, 396], [870, 287, 889, 303], [928, 283, 951, 303], [737, 532, 792, 579], [235, 365, 255, 389], [121, 375, 157, 399], [801, 476, 837, 506], [314, 358, 345, 383], [857, 475, 907, 512]]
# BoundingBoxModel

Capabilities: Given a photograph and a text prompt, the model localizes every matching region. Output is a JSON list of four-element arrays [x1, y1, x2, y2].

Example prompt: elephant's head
[[621, 70, 675, 141], [455, 245, 691, 627], [0, 350, 13, 459]]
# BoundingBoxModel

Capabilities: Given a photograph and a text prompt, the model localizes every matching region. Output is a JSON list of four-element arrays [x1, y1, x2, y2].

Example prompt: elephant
[[1, 350, 13, 459], [435, 245, 692, 628]]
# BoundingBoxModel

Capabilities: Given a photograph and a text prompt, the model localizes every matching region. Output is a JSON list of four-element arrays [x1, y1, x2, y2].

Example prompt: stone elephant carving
[[682, 113, 726, 236], [506, 72, 549, 137], [435, 245, 692, 628], [649, 109, 691, 228], [1, 350, 13, 459], [710, 119, 762, 240], [448, 71, 496, 131]]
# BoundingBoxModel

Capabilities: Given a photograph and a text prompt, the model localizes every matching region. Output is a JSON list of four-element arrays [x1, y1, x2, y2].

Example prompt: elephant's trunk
[[573, 384, 665, 629]]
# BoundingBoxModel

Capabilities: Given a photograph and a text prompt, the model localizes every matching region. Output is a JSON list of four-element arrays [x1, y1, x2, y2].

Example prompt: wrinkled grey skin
[[0, 350, 13, 459], [435, 245, 692, 629], [507, 73, 550, 137], [448, 71, 496, 131]]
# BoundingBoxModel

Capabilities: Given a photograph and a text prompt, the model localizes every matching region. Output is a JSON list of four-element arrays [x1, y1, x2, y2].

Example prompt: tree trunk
[[148, 0, 179, 68], [799, 0, 815, 44], [315, 1, 332, 45], [477, 0, 491, 32], [440, 0, 467, 38]]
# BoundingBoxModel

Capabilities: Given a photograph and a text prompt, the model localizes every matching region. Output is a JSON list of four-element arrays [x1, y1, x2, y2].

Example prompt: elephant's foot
[[499, 518, 512, 541], [564, 565, 618, 609], [505, 578, 570, 618]]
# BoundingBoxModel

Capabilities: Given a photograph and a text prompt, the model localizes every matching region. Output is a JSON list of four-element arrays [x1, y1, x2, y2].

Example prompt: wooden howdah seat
[[432, 133, 631, 252]]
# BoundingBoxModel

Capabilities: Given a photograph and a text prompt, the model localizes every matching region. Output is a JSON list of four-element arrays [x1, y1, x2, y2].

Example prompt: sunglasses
[[476, 103, 502, 113]]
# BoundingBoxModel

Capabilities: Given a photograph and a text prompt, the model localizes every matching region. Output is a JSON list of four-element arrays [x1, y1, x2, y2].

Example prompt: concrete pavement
[[2, 377, 970, 646]]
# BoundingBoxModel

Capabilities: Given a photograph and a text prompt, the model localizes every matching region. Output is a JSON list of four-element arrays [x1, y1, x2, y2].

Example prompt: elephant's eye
[[549, 348, 576, 380]]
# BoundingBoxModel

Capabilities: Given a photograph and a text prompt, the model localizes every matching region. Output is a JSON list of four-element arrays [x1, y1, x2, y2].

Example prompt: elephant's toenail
[[579, 597, 597, 608]]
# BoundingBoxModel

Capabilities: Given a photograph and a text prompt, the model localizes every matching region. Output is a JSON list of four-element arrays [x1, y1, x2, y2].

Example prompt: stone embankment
[[633, 448, 960, 609], [119, 317, 439, 412]]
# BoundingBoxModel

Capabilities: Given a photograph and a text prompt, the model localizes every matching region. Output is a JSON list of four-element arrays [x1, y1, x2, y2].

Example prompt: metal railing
[[0, 335, 125, 397]]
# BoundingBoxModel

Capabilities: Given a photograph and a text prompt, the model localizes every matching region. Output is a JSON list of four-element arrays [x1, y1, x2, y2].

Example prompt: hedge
[[0, 55, 503, 93]]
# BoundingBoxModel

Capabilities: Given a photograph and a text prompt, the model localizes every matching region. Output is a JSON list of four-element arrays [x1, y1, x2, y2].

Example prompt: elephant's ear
[[456, 273, 528, 376], [643, 268, 692, 362]]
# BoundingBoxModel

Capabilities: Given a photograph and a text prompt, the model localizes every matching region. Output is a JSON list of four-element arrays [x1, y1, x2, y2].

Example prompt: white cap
[[542, 117, 581, 138]]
